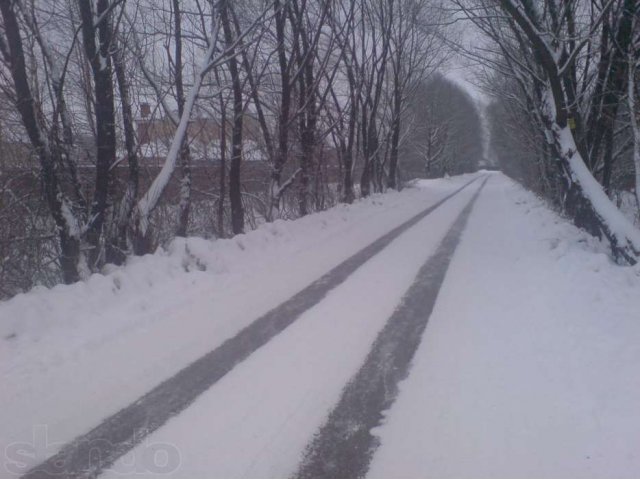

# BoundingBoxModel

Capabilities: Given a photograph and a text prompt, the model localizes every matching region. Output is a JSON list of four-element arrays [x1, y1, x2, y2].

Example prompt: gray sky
[[441, 11, 490, 105]]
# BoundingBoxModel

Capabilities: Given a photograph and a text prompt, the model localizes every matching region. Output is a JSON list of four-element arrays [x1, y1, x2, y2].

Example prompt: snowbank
[[0, 176, 470, 346]]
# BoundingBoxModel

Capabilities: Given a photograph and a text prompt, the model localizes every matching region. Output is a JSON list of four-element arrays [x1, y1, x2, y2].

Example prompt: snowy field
[[2, 172, 640, 478]]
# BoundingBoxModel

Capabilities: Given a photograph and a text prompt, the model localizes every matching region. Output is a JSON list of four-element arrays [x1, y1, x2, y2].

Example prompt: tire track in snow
[[296, 177, 489, 479], [23, 176, 482, 479]]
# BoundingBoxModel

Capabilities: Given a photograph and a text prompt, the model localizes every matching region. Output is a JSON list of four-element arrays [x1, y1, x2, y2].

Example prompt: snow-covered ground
[[103, 175, 480, 478], [2, 172, 640, 478], [0, 174, 476, 477], [369, 175, 640, 478]]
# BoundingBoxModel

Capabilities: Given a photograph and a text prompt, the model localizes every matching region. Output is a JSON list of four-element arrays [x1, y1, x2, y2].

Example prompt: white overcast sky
[[441, 10, 490, 106]]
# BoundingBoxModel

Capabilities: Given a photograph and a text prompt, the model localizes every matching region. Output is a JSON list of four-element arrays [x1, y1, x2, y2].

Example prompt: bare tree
[[387, 0, 446, 189], [0, 0, 127, 282], [0, 0, 469, 295]]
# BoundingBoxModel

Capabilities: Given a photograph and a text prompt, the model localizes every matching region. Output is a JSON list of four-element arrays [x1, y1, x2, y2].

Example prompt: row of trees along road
[[456, 0, 640, 264], [0, 0, 484, 298]]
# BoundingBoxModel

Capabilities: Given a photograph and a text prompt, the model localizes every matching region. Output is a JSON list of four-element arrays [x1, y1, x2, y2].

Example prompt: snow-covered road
[[1, 174, 479, 477], [3, 172, 640, 478], [101, 178, 485, 479]]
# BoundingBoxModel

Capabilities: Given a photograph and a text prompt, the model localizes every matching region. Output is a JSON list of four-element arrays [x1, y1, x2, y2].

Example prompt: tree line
[[457, 0, 640, 263], [0, 0, 483, 297]]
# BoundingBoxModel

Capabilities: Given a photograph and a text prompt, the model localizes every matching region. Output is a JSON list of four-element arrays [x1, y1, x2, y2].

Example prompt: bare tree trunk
[[267, 0, 293, 221], [111, 37, 139, 263], [628, 50, 640, 212], [361, 118, 380, 197], [216, 68, 228, 238], [293, 1, 315, 217], [78, 0, 117, 269], [173, 0, 192, 238], [359, 0, 392, 197], [221, 0, 245, 235], [388, 87, 401, 189]]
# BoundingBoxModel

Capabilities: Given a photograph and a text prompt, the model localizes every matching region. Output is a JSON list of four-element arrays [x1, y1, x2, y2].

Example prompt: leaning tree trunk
[[135, 6, 221, 238], [549, 113, 640, 264]]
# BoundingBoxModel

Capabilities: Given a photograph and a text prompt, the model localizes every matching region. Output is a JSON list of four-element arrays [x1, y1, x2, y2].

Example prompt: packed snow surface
[[104, 176, 479, 478], [2, 172, 640, 478]]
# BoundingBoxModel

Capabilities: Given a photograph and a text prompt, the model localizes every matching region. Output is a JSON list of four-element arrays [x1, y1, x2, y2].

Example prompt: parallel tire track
[[297, 177, 489, 478], [24, 176, 482, 478]]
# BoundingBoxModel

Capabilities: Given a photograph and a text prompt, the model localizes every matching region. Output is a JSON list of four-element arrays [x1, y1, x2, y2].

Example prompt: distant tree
[[403, 75, 483, 179], [386, 0, 447, 189]]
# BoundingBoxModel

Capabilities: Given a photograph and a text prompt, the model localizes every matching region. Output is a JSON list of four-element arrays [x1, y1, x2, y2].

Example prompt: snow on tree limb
[[489, 0, 640, 263], [135, 11, 221, 234]]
